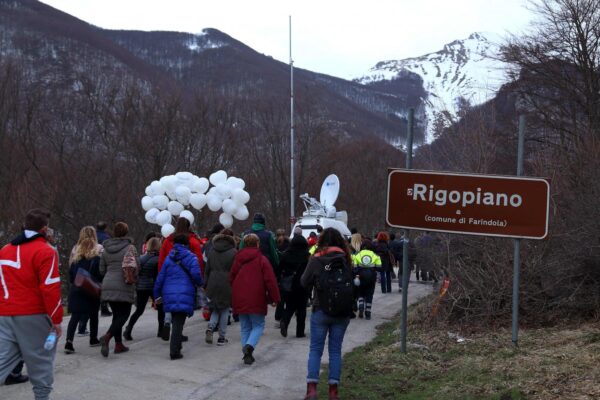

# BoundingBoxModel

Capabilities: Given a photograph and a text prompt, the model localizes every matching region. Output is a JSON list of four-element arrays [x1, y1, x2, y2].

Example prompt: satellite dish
[[320, 174, 340, 208]]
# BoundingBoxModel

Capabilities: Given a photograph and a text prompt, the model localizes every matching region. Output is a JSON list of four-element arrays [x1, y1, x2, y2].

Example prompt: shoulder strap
[[173, 253, 195, 285]]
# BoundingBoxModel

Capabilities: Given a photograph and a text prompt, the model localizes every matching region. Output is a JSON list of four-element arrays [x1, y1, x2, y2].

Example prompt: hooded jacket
[[0, 232, 63, 325], [300, 246, 350, 311], [137, 251, 159, 291], [99, 237, 138, 303], [205, 234, 236, 310], [154, 244, 203, 316], [229, 247, 280, 315], [158, 232, 204, 275]]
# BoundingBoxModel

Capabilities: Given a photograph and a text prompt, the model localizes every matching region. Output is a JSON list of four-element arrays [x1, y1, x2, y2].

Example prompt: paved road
[[3, 282, 432, 400]]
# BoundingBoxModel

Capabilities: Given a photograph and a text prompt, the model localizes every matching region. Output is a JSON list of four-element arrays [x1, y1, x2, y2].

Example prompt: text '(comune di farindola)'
[[408, 184, 523, 208]]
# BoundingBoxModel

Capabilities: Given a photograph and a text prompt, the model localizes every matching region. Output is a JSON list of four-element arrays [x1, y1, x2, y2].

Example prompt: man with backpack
[[301, 228, 354, 400]]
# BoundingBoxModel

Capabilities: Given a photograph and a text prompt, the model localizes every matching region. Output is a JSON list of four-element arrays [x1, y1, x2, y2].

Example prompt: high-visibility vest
[[352, 250, 382, 268]]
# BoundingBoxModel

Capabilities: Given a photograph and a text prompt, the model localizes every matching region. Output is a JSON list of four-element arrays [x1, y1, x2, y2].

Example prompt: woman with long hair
[[64, 226, 102, 353], [124, 237, 161, 340], [374, 231, 393, 293], [99, 222, 139, 357], [301, 228, 354, 400]]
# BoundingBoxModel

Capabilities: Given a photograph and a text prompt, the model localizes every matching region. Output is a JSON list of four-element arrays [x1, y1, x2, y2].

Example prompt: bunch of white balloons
[[141, 170, 250, 237]]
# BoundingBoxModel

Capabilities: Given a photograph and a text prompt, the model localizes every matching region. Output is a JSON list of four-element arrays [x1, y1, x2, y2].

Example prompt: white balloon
[[216, 183, 232, 198], [156, 210, 172, 226], [163, 175, 178, 191], [226, 177, 245, 190], [222, 198, 238, 215], [141, 196, 154, 211], [179, 210, 194, 225], [165, 190, 177, 201], [175, 185, 191, 198], [191, 177, 210, 194], [145, 208, 160, 224], [167, 201, 185, 216], [150, 181, 165, 196], [152, 195, 169, 210], [189, 193, 207, 210], [209, 170, 227, 185], [176, 171, 193, 181], [233, 206, 249, 221], [206, 194, 223, 212], [145, 185, 155, 197], [161, 223, 175, 238], [231, 188, 250, 205], [219, 213, 234, 228]]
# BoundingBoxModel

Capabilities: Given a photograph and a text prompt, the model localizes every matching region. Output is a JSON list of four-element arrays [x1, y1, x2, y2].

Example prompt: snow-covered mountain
[[356, 32, 511, 142]]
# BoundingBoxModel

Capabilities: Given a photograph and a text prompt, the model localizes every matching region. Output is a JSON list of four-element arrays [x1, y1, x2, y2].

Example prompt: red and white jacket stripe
[[0, 236, 64, 324]]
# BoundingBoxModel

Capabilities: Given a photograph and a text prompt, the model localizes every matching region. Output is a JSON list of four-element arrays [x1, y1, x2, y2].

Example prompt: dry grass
[[335, 297, 600, 399]]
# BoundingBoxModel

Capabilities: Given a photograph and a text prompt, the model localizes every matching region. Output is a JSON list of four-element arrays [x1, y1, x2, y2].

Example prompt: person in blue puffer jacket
[[154, 234, 203, 360]]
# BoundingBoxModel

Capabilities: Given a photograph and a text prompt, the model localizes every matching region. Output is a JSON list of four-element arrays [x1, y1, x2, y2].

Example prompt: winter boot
[[114, 342, 129, 354], [242, 344, 255, 365], [304, 382, 318, 400], [328, 384, 340, 400], [100, 332, 112, 357]]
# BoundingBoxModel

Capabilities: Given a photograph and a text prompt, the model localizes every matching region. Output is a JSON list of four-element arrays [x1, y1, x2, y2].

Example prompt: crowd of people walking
[[0, 208, 436, 400]]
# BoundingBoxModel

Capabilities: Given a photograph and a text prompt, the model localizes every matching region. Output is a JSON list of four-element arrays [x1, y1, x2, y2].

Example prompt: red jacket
[[0, 234, 63, 325], [158, 232, 204, 275], [229, 247, 280, 315]]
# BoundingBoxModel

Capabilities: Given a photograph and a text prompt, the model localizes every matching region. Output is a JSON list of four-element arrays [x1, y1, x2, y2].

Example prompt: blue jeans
[[238, 314, 265, 350], [307, 310, 350, 385], [208, 307, 230, 338]]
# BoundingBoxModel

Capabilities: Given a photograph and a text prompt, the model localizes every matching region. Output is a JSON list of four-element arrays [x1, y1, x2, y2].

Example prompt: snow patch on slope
[[185, 29, 226, 52], [357, 32, 511, 143]]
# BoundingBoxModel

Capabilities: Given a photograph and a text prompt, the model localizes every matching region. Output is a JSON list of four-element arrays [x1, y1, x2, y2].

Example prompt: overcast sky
[[40, 0, 533, 79]]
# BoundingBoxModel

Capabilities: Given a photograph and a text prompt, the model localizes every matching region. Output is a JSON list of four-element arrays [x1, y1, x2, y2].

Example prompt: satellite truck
[[292, 174, 351, 239]]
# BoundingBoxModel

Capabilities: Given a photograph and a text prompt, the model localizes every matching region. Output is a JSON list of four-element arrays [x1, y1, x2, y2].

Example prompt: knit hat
[[253, 213, 266, 225]]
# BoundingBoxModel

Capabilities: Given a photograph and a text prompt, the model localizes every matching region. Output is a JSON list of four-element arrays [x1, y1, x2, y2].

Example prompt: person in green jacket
[[351, 240, 382, 320]]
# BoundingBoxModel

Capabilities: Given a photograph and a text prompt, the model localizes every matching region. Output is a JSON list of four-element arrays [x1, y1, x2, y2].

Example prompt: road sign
[[387, 169, 550, 239]]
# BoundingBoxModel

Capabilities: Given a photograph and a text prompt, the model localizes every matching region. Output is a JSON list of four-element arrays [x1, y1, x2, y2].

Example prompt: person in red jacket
[[229, 233, 280, 365], [0, 208, 63, 400], [156, 217, 204, 341]]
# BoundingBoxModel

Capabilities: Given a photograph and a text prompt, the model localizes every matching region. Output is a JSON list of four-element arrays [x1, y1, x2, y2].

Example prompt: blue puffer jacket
[[154, 244, 204, 316]]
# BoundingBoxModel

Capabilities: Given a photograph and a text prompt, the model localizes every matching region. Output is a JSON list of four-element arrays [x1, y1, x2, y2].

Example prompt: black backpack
[[315, 255, 354, 317]]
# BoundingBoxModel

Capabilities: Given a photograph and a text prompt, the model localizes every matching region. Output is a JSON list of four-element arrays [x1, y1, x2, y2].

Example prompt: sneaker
[[161, 323, 170, 341], [242, 344, 255, 365], [205, 329, 213, 344], [76, 330, 89, 337], [64, 341, 75, 354], [217, 337, 228, 346], [89, 338, 101, 347]]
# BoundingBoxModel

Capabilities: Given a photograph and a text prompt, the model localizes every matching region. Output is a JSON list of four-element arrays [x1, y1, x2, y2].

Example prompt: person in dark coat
[[64, 227, 103, 354], [124, 237, 161, 340], [154, 234, 203, 360], [374, 232, 394, 293], [278, 234, 310, 338], [204, 230, 237, 345], [229, 234, 280, 365]]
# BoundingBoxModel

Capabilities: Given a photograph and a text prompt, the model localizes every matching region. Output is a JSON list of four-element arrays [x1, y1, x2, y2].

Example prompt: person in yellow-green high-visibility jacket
[[351, 241, 382, 320]]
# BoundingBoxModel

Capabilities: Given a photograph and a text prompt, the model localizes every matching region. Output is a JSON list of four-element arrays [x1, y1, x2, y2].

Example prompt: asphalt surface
[[2, 281, 433, 400]]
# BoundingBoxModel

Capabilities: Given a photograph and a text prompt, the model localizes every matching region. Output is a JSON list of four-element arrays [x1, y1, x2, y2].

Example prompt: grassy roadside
[[321, 298, 600, 399]]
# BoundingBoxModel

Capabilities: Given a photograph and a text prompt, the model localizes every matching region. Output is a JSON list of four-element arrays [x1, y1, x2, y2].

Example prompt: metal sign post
[[512, 115, 526, 347], [400, 108, 414, 353]]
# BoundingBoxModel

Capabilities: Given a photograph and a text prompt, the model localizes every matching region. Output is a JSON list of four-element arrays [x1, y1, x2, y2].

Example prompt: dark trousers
[[170, 312, 187, 356], [77, 314, 89, 334], [101, 301, 111, 314], [156, 303, 167, 332], [380, 270, 392, 293], [275, 301, 284, 322], [67, 303, 99, 342], [358, 281, 376, 313], [281, 291, 308, 337], [126, 290, 154, 333], [107, 302, 132, 343]]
